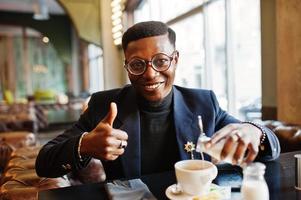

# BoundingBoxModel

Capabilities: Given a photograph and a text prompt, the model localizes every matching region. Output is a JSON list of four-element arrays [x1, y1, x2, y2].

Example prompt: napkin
[[104, 178, 157, 200]]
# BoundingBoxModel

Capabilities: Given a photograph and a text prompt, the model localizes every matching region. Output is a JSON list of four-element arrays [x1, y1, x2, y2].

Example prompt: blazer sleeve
[[209, 91, 280, 161], [255, 127, 281, 161], [35, 99, 96, 178]]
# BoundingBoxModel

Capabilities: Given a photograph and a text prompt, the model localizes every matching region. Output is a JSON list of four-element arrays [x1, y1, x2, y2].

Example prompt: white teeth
[[145, 83, 161, 89]]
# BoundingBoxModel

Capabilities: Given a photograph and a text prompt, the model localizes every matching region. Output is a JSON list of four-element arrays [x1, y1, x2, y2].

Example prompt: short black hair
[[122, 21, 176, 51]]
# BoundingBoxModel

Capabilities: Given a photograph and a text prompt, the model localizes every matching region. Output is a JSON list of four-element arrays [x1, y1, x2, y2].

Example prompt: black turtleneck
[[138, 90, 180, 175]]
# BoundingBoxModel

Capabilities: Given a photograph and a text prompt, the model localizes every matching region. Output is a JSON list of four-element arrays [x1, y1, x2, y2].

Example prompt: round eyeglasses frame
[[124, 50, 178, 76]]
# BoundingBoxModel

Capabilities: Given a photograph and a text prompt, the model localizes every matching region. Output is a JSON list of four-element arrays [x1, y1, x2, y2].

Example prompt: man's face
[[124, 34, 178, 102]]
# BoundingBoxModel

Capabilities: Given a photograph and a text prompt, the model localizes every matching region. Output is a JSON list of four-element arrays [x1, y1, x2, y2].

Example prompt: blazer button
[[62, 164, 72, 170], [65, 164, 72, 170]]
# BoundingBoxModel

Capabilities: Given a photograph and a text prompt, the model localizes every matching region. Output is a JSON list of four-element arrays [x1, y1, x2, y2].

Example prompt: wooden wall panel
[[277, 0, 301, 124], [6, 36, 16, 95], [80, 40, 89, 92]]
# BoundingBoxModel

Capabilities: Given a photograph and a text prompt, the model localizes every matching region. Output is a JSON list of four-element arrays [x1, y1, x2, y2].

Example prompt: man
[[35, 21, 280, 180]]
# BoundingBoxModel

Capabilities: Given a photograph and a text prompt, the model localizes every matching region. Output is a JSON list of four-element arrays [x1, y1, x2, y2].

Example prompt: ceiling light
[[112, 18, 122, 26], [112, 5, 122, 13], [111, 11, 122, 20], [112, 24, 123, 33], [111, 0, 122, 7], [113, 31, 122, 39], [111, 0, 125, 46], [114, 38, 122, 45], [42, 36, 49, 43]]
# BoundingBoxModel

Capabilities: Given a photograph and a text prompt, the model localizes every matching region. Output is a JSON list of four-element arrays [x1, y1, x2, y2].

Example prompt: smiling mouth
[[143, 82, 163, 90]]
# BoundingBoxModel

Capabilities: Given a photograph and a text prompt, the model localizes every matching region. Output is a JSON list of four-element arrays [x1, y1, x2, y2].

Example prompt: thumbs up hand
[[79, 102, 128, 160]]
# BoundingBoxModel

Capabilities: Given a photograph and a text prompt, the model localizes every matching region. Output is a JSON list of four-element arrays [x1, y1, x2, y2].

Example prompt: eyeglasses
[[124, 50, 178, 76]]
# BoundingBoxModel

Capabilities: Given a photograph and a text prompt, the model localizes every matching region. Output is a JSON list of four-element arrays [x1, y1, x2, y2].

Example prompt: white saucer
[[165, 183, 225, 200]]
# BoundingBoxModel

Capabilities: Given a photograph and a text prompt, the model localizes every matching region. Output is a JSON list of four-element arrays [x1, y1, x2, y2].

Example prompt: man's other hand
[[205, 123, 262, 165]]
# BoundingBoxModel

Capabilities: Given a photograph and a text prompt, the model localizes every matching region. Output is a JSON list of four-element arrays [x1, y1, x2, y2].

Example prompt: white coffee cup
[[174, 159, 218, 196]]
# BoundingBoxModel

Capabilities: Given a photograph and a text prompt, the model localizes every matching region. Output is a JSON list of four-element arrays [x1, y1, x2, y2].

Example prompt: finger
[[104, 154, 119, 161], [112, 147, 125, 156], [206, 124, 238, 149], [111, 138, 128, 149], [102, 140, 126, 161], [112, 129, 128, 141], [244, 143, 259, 163], [104, 137, 128, 150], [209, 124, 238, 144], [104, 144, 126, 155], [101, 102, 118, 126], [220, 133, 239, 160], [232, 139, 248, 165], [101, 147, 121, 160]]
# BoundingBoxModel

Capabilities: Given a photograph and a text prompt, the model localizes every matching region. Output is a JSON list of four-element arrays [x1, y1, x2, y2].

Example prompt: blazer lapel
[[114, 87, 141, 178], [173, 86, 203, 160]]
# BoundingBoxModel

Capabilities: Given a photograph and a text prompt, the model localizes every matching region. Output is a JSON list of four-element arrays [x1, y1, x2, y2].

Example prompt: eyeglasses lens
[[128, 53, 172, 75]]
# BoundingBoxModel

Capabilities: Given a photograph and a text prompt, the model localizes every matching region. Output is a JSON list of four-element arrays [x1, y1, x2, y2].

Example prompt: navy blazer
[[35, 85, 280, 180]]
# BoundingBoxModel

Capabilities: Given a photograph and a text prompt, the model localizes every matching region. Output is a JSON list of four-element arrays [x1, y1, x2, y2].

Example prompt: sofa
[[0, 131, 105, 200], [0, 132, 71, 200], [262, 120, 301, 152]]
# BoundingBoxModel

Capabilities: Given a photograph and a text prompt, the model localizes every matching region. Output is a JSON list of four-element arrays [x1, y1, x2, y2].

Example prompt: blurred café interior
[[0, 0, 301, 199]]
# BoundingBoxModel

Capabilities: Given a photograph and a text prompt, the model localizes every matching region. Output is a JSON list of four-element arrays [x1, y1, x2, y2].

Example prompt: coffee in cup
[[174, 159, 218, 196]]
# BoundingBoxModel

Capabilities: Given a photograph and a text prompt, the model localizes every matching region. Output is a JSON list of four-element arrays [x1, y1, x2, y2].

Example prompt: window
[[228, 0, 262, 120], [88, 44, 104, 93], [170, 12, 204, 89], [134, 0, 201, 23], [205, 0, 227, 109], [132, 0, 261, 120]]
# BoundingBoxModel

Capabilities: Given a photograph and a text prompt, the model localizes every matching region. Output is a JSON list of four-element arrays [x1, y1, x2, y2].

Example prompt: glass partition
[[132, 0, 261, 120]]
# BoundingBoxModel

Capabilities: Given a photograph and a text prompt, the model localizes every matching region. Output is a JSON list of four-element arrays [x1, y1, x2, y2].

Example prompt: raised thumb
[[101, 102, 117, 126]]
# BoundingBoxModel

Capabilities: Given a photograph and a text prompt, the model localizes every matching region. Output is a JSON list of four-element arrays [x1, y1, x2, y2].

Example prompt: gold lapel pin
[[184, 141, 195, 159]]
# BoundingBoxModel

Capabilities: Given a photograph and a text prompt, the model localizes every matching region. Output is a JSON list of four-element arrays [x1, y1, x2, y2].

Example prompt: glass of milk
[[241, 162, 269, 200]]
